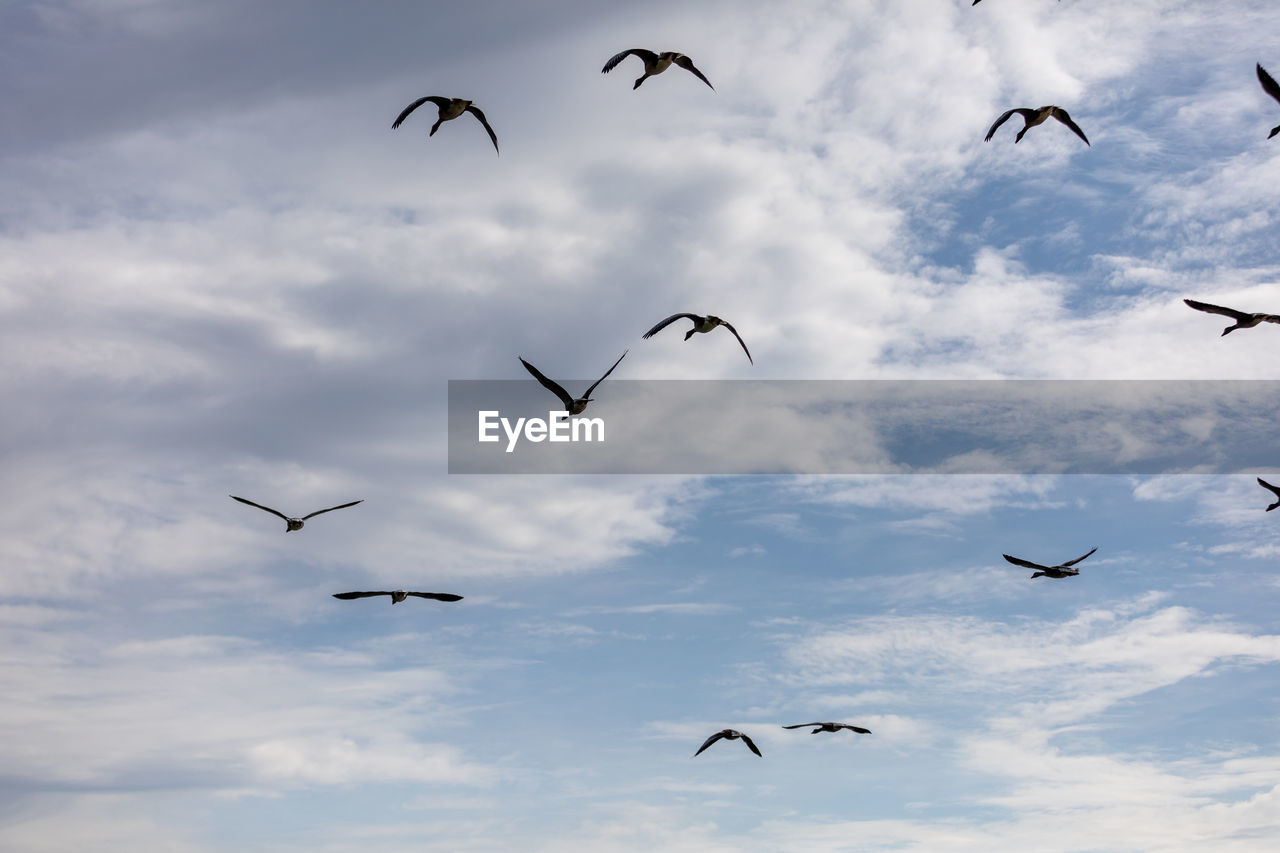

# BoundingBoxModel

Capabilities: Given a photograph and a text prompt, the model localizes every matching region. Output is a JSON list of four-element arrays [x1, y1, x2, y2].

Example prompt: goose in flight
[[1003, 547, 1097, 579], [985, 106, 1090, 146], [229, 496, 362, 532], [1258, 64, 1280, 139], [1183, 299, 1280, 335], [782, 722, 872, 735], [642, 314, 752, 364], [392, 96, 499, 154], [694, 729, 762, 757], [333, 591, 463, 604], [602, 49, 714, 90], [1258, 477, 1280, 512], [519, 351, 628, 416]]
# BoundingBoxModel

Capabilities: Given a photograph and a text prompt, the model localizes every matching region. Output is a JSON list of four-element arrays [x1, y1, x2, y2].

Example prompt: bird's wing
[[694, 731, 726, 756], [465, 105, 500, 154], [602, 49, 657, 74], [302, 500, 364, 520], [1050, 107, 1091, 146], [1259, 64, 1280, 104], [1183, 299, 1249, 321], [583, 350, 628, 399], [984, 108, 1026, 142], [333, 591, 391, 599], [643, 313, 700, 339], [1003, 554, 1051, 571], [230, 496, 290, 521], [520, 357, 575, 409], [840, 725, 872, 734], [392, 96, 449, 129], [782, 723, 822, 729], [405, 592, 464, 602], [719, 320, 753, 365], [1061, 546, 1097, 567], [739, 732, 763, 756], [673, 54, 715, 90], [1259, 478, 1280, 498]]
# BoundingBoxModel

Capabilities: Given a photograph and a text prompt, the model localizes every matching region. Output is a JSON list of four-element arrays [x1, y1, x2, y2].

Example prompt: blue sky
[[2, 1, 1280, 850]]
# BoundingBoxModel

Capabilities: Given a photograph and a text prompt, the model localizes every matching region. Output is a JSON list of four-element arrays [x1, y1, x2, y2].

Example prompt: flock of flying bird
[[225, 13, 1280, 761]]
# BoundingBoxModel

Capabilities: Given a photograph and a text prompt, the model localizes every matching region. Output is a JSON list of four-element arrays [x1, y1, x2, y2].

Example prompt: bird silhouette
[[333, 591, 463, 604], [985, 106, 1090, 146], [230, 496, 362, 532], [1184, 299, 1280, 335], [1003, 547, 1097, 579], [642, 313, 752, 364], [519, 351, 628, 416], [693, 729, 762, 757], [392, 96, 499, 154], [602, 49, 714, 90]]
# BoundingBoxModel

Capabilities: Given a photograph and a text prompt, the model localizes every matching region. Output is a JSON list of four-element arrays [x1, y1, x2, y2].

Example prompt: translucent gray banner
[[447, 380, 1280, 474]]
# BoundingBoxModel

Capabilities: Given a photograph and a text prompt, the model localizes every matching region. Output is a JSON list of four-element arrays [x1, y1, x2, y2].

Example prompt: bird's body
[[333, 590, 464, 604], [985, 105, 1090, 146], [642, 313, 752, 364], [230, 496, 362, 532], [519, 351, 628, 416], [1258, 477, 1280, 512], [694, 729, 762, 757], [1003, 547, 1097, 579], [392, 96, 499, 154], [1184, 299, 1280, 335], [602, 49, 714, 90], [782, 722, 872, 735], [1257, 64, 1280, 139]]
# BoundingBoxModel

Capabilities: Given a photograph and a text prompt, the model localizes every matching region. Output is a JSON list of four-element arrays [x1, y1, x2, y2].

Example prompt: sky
[[2, 0, 1280, 850]]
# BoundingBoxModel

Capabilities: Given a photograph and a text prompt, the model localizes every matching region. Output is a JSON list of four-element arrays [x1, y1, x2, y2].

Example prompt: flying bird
[[782, 722, 872, 735], [985, 106, 1090, 146], [1003, 547, 1097, 579], [1258, 64, 1280, 139], [602, 49, 714, 90], [693, 729, 762, 757], [1258, 477, 1280, 512], [392, 96, 499, 154], [1183, 299, 1280, 335], [519, 351, 628, 416], [229, 496, 362, 532], [642, 313, 752, 364], [333, 591, 464, 604]]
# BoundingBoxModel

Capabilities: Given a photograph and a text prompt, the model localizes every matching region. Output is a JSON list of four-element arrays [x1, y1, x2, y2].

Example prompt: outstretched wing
[[643, 313, 700, 339], [392, 96, 449, 130], [1183, 299, 1249, 321], [583, 350, 628, 399], [405, 592, 464, 602], [738, 732, 763, 756], [1259, 64, 1280, 105], [673, 54, 715, 90], [1003, 554, 1051, 572], [520, 357, 575, 409], [1259, 477, 1280, 498], [694, 731, 727, 756], [719, 320, 753, 365], [838, 725, 872, 734], [1050, 107, 1090, 146], [1061, 546, 1097, 568], [230, 496, 289, 521], [333, 591, 392, 600], [602, 48, 658, 74], [985, 108, 1028, 142], [302, 500, 363, 520], [782, 723, 822, 729], [465, 105, 500, 154]]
